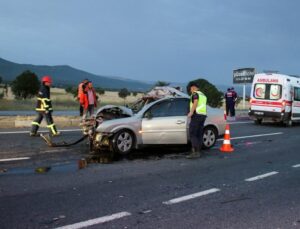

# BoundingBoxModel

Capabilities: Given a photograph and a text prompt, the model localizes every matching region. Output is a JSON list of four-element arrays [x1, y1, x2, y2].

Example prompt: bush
[[95, 87, 105, 95], [65, 86, 78, 98]]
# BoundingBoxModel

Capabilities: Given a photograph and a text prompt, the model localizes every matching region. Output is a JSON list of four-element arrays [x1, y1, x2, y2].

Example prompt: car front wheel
[[112, 130, 134, 155], [202, 126, 217, 149]]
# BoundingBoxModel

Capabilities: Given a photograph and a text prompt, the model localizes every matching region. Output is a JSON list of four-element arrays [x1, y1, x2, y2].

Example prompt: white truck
[[249, 73, 300, 126]]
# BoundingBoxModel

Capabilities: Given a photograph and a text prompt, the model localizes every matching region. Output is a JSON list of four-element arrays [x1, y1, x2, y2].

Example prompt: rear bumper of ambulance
[[248, 109, 290, 122]]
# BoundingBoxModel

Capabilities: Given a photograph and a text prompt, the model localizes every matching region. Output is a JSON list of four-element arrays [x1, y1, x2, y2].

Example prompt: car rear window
[[254, 83, 282, 100]]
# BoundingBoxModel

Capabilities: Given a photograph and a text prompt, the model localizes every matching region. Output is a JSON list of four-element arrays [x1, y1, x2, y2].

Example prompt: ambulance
[[249, 72, 300, 126]]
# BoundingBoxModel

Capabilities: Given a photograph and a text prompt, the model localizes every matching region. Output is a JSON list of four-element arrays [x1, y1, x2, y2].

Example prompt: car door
[[291, 87, 300, 120], [141, 98, 189, 144]]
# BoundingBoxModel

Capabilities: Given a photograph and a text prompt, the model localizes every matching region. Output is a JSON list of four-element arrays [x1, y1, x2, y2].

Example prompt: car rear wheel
[[112, 129, 134, 155], [202, 126, 217, 149]]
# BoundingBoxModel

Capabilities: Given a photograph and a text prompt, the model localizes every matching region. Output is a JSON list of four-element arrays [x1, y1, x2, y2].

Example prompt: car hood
[[95, 105, 134, 117]]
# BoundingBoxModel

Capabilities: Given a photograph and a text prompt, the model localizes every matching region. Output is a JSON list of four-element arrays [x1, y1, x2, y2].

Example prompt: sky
[[0, 0, 300, 85]]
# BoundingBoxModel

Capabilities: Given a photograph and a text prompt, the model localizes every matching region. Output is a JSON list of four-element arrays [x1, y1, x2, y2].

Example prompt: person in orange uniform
[[80, 81, 97, 120], [30, 76, 60, 136], [78, 78, 89, 116]]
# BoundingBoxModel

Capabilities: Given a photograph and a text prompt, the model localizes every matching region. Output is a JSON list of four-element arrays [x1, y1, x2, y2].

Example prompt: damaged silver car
[[88, 87, 226, 155]]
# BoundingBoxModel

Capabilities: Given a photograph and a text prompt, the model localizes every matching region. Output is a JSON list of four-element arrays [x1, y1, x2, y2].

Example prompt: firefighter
[[186, 82, 207, 159], [30, 76, 60, 136]]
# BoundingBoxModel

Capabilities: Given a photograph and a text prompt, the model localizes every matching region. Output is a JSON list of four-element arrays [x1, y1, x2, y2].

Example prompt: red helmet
[[42, 76, 52, 83]]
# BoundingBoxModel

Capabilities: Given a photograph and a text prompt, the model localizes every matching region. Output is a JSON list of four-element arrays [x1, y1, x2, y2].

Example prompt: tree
[[132, 91, 138, 96], [11, 70, 40, 99], [187, 79, 223, 108], [118, 88, 130, 105], [155, 81, 170, 86], [0, 76, 2, 84]]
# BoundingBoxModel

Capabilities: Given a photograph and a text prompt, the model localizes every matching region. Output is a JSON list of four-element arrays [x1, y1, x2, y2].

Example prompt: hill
[[0, 57, 152, 91]]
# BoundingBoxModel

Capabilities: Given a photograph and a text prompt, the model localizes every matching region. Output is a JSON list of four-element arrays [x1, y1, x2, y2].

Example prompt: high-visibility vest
[[190, 91, 207, 115]]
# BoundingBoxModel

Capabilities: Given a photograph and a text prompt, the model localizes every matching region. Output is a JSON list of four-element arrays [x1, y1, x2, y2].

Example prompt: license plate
[[254, 111, 264, 115]]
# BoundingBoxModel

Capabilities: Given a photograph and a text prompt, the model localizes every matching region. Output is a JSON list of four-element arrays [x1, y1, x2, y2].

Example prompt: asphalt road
[[0, 121, 300, 229]]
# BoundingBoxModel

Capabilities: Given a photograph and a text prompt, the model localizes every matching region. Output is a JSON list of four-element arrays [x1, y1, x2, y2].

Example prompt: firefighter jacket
[[36, 84, 52, 112]]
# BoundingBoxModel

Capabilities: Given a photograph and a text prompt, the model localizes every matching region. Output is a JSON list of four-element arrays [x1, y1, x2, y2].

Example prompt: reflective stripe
[[31, 122, 40, 126], [225, 130, 230, 134], [223, 140, 231, 144], [47, 124, 57, 134]]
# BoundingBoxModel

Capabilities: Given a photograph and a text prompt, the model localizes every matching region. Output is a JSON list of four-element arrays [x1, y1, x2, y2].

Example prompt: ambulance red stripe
[[251, 100, 292, 107]]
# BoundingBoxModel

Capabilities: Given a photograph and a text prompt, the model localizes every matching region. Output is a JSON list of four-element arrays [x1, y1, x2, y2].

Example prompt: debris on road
[[78, 158, 87, 169], [0, 168, 7, 173], [35, 166, 51, 173]]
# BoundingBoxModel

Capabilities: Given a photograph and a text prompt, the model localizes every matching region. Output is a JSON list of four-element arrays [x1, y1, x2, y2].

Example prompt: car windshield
[[129, 97, 157, 114]]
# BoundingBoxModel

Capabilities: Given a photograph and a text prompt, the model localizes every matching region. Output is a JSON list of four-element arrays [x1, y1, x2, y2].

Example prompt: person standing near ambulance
[[30, 76, 60, 136], [225, 88, 233, 117], [231, 87, 238, 118], [186, 82, 207, 159], [225, 87, 237, 119]]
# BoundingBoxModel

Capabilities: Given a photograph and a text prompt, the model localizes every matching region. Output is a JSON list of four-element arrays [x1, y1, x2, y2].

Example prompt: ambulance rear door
[[291, 87, 300, 120]]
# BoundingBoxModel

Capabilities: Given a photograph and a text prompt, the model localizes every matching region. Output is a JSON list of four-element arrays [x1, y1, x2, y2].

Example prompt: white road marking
[[217, 132, 283, 141], [60, 129, 82, 132], [292, 164, 300, 168], [163, 188, 220, 205], [55, 211, 131, 229], [245, 171, 279, 182], [227, 121, 252, 125], [0, 129, 81, 135], [43, 149, 68, 153], [0, 130, 29, 134], [0, 157, 30, 162]]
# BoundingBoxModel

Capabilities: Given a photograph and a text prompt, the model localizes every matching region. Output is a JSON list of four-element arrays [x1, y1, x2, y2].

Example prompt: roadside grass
[[0, 87, 143, 111], [0, 99, 131, 111]]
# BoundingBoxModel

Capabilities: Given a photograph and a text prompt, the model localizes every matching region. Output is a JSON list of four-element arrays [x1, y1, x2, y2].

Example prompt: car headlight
[[95, 133, 102, 142]]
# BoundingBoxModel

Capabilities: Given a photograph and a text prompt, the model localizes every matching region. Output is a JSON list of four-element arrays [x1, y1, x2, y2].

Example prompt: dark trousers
[[189, 115, 206, 149], [79, 104, 84, 116], [31, 111, 58, 134], [226, 102, 235, 117]]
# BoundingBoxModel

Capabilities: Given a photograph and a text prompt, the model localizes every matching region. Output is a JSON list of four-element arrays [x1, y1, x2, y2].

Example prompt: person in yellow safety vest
[[30, 76, 60, 137], [186, 82, 207, 159]]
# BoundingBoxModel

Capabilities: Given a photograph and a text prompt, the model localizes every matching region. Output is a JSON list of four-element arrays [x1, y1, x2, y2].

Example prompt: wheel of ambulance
[[254, 118, 262, 125], [112, 129, 135, 155], [202, 126, 217, 149]]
